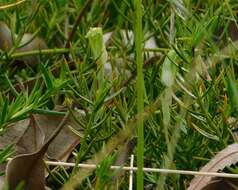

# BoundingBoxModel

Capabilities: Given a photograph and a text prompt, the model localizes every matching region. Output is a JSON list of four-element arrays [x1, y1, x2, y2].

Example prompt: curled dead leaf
[[0, 110, 82, 161], [6, 113, 69, 190], [6, 151, 46, 190], [201, 178, 238, 190], [188, 143, 238, 190], [0, 119, 30, 151], [34, 113, 82, 161], [16, 115, 45, 154]]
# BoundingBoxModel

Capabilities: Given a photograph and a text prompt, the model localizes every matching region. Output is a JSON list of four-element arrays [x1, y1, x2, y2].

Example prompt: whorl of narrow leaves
[[86, 27, 108, 89], [161, 50, 178, 87], [86, 27, 107, 69]]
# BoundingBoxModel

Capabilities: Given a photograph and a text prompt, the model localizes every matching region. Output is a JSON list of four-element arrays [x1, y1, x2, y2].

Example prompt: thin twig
[[129, 155, 134, 190], [0, 0, 26, 10], [65, 0, 94, 49], [43, 160, 238, 179], [10, 48, 70, 59]]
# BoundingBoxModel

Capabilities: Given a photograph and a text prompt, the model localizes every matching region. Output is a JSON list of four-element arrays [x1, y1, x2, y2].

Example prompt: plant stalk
[[135, 0, 144, 189]]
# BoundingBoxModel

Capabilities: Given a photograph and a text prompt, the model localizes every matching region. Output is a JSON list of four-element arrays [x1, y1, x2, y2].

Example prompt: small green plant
[[95, 155, 117, 190], [1, 0, 238, 189]]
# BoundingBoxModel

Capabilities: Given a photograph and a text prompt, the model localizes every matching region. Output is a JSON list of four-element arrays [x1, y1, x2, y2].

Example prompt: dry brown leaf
[[201, 178, 238, 190], [0, 108, 82, 189], [34, 113, 82, 161], [0, 119, 30, 150], [6, 151, 46, 190], [16, 115, 45, 154], [187, 143, 238, 190], [6, 113, 69, 190], [0, 110, 82, 161]]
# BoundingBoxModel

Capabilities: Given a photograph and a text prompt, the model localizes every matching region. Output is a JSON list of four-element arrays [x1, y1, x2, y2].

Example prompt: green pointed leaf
[[161, 50, 178, 87]]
